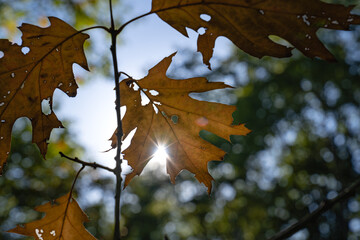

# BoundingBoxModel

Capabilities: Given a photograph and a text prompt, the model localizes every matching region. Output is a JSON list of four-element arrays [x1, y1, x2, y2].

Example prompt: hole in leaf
[[0, 102, 4, 107], [149, 90, 159, 96], [132, 84, 139, 91], [198, 27, 206, 35], [10, 73, 15, 78], [0, 51, 4, 58], [140, 91, 150, 106], [200, 14, 211, 22], [21, 47, 30, 55], [152, 104, 159, 114], [41, 98, 52, 115]]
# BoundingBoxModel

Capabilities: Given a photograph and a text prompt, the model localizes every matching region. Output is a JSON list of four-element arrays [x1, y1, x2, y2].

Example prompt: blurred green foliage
[[0, 118, 82, 239], [120, 27, 360, 240]]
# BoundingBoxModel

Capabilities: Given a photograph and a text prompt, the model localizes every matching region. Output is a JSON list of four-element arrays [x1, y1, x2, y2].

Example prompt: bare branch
[[59, 152, 115, 173], [109, 0, 124, 239], [268, 177, 360, 240]]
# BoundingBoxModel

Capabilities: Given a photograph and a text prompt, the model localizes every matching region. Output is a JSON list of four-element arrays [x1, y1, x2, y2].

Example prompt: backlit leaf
[[152, 0, 360, 68], [0, 17, 89, 174], [8, 193, 96, 240], [111, 53, 250, 193]]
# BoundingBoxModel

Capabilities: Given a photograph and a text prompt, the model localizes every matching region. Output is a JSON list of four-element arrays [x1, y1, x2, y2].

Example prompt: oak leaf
[[152, 0, 360, 68], [0, 17, 89, 174], [111, 53, 250, 193], [8, 193, 96, 240]]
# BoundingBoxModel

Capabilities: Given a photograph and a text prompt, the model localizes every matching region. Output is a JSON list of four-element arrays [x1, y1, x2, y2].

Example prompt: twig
[[268, 177, 360, 240], [59, 152, 115, 173], [109, 0, 124, 239], [119, 71, 132, 79]]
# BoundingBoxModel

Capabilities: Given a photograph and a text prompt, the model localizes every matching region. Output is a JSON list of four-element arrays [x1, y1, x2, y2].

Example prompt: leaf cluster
[[1, 0, 360, 239]]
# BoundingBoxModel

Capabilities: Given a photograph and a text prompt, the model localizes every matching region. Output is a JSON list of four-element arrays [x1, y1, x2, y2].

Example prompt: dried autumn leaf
[[8, 193, 96, 240], [152, 0, 360, 68], [0, 17, 89, 174], [111, 53, 250, 193]]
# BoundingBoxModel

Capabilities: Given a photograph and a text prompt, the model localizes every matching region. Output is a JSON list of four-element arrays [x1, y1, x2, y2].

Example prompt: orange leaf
[[8, 193, 96, 240], [0, 17, 89, 174], [111, 53, 250, 193], [152, 0, 360, 68]]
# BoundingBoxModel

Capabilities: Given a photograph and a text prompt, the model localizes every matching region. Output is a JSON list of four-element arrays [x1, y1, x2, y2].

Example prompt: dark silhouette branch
[[109, 0, 124, 239], [268, 177, 360, 240], [59, 152, 115, 173], [119, 71, 132, 79]]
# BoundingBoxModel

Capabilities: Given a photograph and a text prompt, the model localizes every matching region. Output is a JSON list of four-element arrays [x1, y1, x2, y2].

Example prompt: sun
[[151, 145, 168, 166]]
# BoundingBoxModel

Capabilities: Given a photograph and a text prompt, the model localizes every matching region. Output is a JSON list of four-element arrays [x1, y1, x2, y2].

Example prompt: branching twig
[[109, 0, 124, 239], [268, 177, 360, 240], [59, 152, 115, 173]]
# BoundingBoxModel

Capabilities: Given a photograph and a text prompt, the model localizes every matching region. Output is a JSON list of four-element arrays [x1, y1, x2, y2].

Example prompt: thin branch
[[268, 177, 360, 240], [59, 152, 115, 173], [109, 0, 124, 239], [109, 0, 115, 30], [79, 25, 111, 34], [119, 71, 132, 79]]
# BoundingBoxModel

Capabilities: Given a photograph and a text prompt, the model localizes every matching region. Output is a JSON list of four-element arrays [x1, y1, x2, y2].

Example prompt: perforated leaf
[[0, 17, 89, 174]]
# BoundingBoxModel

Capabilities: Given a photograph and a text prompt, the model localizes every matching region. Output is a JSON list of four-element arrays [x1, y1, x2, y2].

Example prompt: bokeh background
[[1, 0, 360, 239]]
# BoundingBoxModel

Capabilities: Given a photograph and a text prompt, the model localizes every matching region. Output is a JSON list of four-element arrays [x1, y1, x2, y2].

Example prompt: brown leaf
[[0, 17, 89, 174], [111, 53, 250, 193], [8, 193, 96, 240], [152, 0, 360, 68]]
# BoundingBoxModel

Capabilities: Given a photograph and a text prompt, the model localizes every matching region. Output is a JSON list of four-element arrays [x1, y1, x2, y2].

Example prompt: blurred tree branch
[[268, 177, 360, 240]]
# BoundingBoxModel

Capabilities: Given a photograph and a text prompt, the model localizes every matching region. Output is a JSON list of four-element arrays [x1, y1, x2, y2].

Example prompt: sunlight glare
[[151, 145, 168, 167]]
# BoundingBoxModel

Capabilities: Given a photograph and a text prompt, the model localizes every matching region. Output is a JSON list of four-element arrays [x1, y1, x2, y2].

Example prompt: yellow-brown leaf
[[8, 193, 96, 240], [152, 0, 360, 68], [111, 53, 250, 193], [0, 17, 89, 174]]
